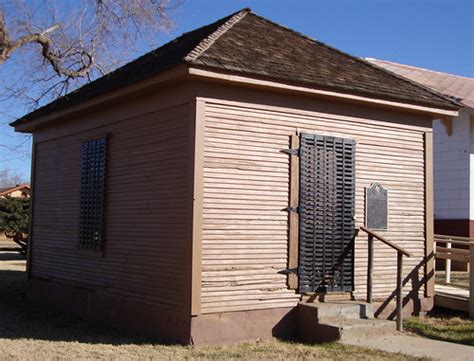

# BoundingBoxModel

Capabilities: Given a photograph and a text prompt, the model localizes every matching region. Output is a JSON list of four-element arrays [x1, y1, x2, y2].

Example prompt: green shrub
[[0, 197, 29, 251]]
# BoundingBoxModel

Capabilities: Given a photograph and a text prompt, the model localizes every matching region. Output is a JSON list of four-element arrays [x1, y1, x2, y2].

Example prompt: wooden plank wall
[[200, 99, 430, 314], [31, 101, 193, 313]]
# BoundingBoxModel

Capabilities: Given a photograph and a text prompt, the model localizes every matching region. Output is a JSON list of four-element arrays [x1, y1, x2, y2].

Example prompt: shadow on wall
[[0, 248, 434, 344], [0, 257, 162, 345], [374, 252, 434, 319], [271, 308, 298, 341]]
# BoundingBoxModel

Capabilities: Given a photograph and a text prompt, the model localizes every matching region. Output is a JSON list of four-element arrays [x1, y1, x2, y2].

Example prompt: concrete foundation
[[27, 277, 434, 345], [190, 307, 297, 345], [27, 278, 192, 344]]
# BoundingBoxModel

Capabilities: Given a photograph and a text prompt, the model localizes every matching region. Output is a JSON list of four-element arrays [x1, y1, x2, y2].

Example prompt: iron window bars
[[78, 136, 107, 250]]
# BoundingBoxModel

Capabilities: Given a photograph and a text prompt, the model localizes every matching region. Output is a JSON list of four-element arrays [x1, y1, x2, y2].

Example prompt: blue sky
[[1, 0, 473, 180]]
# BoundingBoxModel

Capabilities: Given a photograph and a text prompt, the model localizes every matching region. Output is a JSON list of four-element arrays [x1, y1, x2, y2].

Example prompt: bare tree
[[0, 0, 181, 108], [0, 168, 28, 188]]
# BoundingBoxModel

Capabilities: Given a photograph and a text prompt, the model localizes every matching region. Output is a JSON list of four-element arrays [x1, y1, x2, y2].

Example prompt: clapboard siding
[[31, 101, 193, 312], [201, 99, 430, 314]]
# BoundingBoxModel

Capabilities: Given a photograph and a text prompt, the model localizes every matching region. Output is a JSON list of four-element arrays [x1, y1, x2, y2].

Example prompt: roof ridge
[[245, 12, 461, 108], [184, 8, 250, 62], [366, 57, 474, 82]]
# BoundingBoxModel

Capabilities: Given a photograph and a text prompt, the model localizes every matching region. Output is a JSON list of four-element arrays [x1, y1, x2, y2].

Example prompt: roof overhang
[[188, 66, 460, 118], [12, 63, 461, 133], [12, 65, 190, 133]]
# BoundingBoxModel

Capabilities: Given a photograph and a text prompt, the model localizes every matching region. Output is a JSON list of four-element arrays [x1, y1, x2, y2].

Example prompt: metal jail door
[[298, 133, 356, 293]]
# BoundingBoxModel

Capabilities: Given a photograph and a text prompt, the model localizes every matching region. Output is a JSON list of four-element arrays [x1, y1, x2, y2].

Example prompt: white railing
[[434, 234, 473, 319]]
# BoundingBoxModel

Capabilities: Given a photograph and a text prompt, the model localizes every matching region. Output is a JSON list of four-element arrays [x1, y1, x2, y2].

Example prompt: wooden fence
[[434, 234, 473, 318]]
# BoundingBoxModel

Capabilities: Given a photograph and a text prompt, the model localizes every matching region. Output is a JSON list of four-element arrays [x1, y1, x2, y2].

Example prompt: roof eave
[[11, 64, 190, 133], [11, 60, 462, 134], [0, 184, 30, 197], [188, 66, 460, 118]]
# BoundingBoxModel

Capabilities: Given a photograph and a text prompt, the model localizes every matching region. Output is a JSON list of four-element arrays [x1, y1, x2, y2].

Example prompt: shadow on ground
[[0, 252, 26, 261], [0, 258, 159, 346], [404, 307, 474, 346]]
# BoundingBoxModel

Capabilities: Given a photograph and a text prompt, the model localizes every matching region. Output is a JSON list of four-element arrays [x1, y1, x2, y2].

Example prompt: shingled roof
[[12, 8, 459, 127]]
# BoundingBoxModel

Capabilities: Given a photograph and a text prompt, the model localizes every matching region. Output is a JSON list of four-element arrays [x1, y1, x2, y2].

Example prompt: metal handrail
[[360, 226, 413, 257], [359, 226, 412, 332]]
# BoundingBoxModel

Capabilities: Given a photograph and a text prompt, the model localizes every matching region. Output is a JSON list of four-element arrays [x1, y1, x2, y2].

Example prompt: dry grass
[[404, 310, 474, 346], [0, 257, 425, 360], [0, 338, 427, 361]]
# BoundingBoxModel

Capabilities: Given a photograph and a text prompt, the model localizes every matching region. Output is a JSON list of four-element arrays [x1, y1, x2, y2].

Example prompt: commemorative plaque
[[366, 182, 388, 230]]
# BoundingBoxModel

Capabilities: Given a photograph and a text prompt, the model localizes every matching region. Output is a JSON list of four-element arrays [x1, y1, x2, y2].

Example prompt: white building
[[367, 59, 474, 237]]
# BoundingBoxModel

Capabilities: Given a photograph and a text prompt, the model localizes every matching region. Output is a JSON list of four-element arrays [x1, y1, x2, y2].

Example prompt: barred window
[[78, 137, 107, 250]]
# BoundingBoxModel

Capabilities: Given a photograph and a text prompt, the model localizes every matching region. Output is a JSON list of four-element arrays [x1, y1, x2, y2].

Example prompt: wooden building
[[11, 9, 461, 344]]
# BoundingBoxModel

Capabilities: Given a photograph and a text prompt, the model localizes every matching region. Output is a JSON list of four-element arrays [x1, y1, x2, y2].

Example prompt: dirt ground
[[0, 249, 428, 360], [435, 271, 470, 289]]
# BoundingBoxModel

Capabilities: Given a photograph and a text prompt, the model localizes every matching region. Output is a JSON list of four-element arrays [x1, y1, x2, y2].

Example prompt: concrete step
[[299, 301, 374, 321], [297, 302, 396, 343], [299, 316, 396, 343], [325, 318, 396, 342]]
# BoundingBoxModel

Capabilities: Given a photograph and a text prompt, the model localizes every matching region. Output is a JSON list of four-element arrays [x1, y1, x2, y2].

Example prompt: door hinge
[[281, 148, 299, 156], [283, 206, 299, 213], [278, 267, 298, 275]]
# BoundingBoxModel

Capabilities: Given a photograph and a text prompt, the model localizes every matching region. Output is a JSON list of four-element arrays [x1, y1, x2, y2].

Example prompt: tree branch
[[1, 20, 94, 78], [0, 1, 180, 109]]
